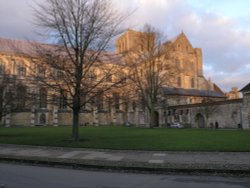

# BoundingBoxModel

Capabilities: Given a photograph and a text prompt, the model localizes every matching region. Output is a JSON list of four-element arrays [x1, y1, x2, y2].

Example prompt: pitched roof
[[0, 37, 55, 57], [240, 83, 250, 92], [0, 38, 122, 65], [162, 87, 226, 98]]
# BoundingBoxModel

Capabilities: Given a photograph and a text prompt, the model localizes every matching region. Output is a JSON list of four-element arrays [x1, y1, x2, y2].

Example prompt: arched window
[[177, 77, 182, 87], [16, 85, 26, 110], [0, 59, 5, 74], [97, 92, 104, 111], [39, 113, 46, 125], [59, 90, 67, 109], [191, 78, 195, 88], [17, 61, 26, 76], [113, 93, 120, 111], [39, 88, 47, 108], [176, 60, 181, 70]]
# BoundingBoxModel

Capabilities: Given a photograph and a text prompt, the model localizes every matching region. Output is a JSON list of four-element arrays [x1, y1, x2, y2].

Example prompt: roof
[[162, 87, 226, 98], [240, 83, 250, 92], [0, 37, 57, 57], [0, 38, 122, 65], [168, 98, 243, 109]]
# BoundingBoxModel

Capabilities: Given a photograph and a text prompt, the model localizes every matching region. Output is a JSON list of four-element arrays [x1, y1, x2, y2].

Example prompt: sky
[[0, 0, 249, 92]]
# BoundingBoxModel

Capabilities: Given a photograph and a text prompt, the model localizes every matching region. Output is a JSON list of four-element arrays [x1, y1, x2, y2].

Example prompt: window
[[16, 85, 26, 110], [140, 98, 145, 110], [59, 90, 67, 109], [0, 60, 5, 74], [39, 88, 47, 108], [177, 77, 182, 87], [17, 62, 26, 76], [191, 78, 195, 88], [132, 101, 136, 111], [113, 93, 120, 111], [97, 92, 104, 111], [176, 60, 181, 70], [180, 110, 183, 115], [39, 113, 46, 125], [38, 65, 46, 78]]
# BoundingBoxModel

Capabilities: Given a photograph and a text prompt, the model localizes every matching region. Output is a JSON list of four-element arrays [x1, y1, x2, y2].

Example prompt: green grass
[[0, 126, 250, 151]]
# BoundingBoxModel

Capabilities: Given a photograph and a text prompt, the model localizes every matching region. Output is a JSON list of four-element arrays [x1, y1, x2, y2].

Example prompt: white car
[[170, 122, 183, 128]]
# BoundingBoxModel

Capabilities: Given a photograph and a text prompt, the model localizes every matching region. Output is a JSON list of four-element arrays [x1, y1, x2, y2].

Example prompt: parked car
[[170, 122, 183, 128]]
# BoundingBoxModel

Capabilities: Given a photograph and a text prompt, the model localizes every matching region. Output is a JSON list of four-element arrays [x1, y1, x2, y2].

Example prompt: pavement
[[0, 144, 250, 175]]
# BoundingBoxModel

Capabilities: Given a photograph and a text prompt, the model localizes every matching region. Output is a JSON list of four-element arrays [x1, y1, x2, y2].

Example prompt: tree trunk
[[72, 109, 79, 141]]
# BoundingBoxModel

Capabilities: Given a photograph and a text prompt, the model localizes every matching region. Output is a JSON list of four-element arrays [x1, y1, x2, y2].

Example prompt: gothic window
[[11, 59, 16, 74], [191, 78, 195, 88], [113, 93, 120, 111], [176, 60, 181, 70], [140, 97, 145, 110], [37, 65, 46, 78], [177, 77, 182, 87], [97, 92, 104, 111], [39, 88, 47, 108], [132, 101, 136, 111], [190, 61, 194, 72], [0, 60, 5, 74], [16, 85, 26, 110], [179, 110, 183, 115], [39, 113, 46, 125], [17, 61, 26, 76], [168, 110, 171, 116], [59, 90, 67, 109]]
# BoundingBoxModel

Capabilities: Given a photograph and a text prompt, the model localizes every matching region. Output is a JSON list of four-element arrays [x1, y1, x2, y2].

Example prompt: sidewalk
[[0, 144, 250, 174]]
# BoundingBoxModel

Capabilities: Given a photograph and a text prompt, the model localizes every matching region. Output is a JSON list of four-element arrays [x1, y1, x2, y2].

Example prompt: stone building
[[0, 29, 249, 129]]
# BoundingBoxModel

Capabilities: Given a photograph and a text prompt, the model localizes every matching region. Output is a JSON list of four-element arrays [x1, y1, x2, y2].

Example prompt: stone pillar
[[53, 107, 58, 127], [30, 107, 35, 127], [93, 107, 99, 126]]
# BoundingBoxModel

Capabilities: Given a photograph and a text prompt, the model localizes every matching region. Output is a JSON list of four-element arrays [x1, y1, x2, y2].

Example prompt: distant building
[[226, 87, 241, 99]]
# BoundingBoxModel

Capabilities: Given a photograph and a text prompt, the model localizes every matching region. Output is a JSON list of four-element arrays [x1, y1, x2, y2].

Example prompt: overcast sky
[[0, 0, 249, 91]]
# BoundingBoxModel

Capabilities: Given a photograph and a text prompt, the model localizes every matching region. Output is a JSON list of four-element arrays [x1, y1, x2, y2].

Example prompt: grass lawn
[[0, 126, 250, 152]]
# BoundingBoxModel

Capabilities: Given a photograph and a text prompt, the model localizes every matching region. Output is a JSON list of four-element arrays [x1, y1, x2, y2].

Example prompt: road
[[0, 163, 250, 188]]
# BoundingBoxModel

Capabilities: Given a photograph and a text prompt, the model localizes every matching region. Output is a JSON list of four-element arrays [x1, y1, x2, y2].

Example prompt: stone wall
[[167, 99, 244, 129]]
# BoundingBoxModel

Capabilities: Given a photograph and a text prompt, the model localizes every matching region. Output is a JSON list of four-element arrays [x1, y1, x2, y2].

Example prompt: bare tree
[[124, 25, 175, 128], [31, 0, 125, 140]]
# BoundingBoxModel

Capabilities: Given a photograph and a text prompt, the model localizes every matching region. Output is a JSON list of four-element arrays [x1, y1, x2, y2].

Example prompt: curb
[[1, 154, 250, 176]]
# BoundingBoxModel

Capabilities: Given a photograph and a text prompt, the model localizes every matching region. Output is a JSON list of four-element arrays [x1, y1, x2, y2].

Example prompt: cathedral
[[0, 29, 249, 129]]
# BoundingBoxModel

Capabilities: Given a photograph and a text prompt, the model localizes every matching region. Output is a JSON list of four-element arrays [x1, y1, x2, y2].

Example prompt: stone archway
[[195, 113, 205, 128], [39, 113, 46, 125]]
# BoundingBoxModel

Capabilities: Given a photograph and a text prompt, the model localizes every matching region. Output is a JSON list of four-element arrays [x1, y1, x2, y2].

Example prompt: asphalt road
[[0, 163, 250, 188]]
